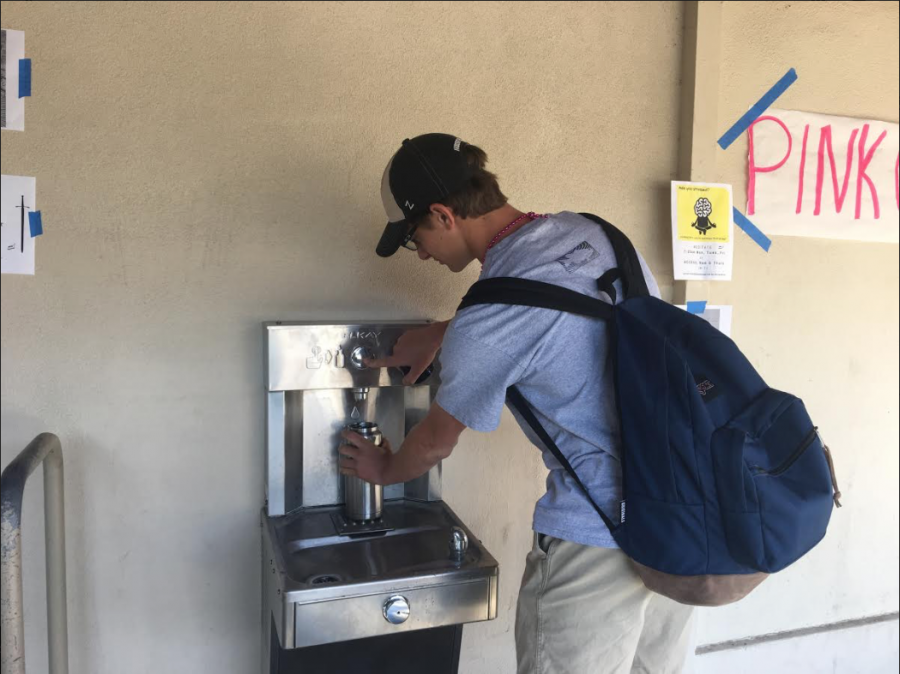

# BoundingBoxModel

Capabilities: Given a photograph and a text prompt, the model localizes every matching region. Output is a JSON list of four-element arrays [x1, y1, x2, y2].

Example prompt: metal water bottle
[[342, 421, 384, 522]]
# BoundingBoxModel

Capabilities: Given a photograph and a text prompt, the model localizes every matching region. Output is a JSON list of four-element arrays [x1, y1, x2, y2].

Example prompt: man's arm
[[339, 402, 465, 486], [364, 320, 450, 384], [383, 402, 465, 484]]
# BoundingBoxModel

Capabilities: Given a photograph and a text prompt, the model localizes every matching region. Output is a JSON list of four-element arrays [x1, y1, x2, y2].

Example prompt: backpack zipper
[[820, 432, 843, 508], [753, 426, 818, 477]]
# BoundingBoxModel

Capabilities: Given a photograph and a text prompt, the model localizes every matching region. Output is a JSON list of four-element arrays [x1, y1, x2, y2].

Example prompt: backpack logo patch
[[556, 241, 599, 272], [694, 374, 721, 402]]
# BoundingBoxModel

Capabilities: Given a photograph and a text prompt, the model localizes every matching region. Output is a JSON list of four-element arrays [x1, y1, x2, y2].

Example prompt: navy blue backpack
[[458, 213, 841, 606]]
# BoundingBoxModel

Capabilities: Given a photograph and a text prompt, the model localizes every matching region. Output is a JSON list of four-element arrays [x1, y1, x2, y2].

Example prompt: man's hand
[[364, 320, 449, 385], [339, 430, 394, 485]]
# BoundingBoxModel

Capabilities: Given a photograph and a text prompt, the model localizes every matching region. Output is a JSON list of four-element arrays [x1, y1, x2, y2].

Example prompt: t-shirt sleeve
[[636, 249, 661, 299], [435, 325, 526, 432]]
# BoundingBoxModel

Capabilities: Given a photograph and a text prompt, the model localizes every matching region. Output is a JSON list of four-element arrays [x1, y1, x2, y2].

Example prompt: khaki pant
[[515, 534, 694, 674]]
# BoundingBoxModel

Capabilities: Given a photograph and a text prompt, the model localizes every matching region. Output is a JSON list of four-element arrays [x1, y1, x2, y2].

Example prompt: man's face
[[408, 209, 473, 273]]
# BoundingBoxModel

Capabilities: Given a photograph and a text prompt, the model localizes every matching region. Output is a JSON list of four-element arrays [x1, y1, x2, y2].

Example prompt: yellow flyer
[[671, 181, 734, 280]]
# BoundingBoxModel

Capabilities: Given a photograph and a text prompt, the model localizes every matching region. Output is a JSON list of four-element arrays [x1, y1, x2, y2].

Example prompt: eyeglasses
[[400, 224, 420, 252]]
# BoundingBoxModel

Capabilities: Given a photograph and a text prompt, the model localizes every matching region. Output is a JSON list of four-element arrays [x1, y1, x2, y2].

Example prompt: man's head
[[376, 133, 507, 271]]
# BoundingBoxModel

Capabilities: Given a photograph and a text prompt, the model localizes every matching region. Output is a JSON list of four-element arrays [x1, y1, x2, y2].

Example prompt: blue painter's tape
[[19, 59, 32, 98], [686, 301, 707, 315], [717, 68, 797, 150], [29, 211, 43, 237], [733, 208, 771, 252]]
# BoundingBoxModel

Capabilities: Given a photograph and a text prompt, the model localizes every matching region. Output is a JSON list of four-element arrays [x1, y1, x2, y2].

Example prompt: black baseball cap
[[376, 133, 474, 257]]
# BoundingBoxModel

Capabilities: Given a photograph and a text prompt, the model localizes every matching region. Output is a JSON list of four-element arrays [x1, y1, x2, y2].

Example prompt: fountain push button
[[383, 595, 410, 625], [350, 346, 374, 370]]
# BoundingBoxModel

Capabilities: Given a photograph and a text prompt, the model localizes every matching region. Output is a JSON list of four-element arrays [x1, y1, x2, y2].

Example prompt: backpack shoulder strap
[[507, 386, 619, 533], [578, 213, 650, 300], [458, 277, 614, 320]]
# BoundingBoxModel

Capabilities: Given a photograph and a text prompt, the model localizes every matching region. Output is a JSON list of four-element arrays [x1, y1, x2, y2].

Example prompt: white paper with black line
[[1, 174, 36, 275]]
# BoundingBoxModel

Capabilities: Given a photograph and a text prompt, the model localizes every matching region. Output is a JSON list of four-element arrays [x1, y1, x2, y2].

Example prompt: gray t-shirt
[[435, 211, 660, 548]]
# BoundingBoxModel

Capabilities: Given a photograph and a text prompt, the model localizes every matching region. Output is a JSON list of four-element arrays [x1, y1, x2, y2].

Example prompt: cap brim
[[376, 219, 408, 258]]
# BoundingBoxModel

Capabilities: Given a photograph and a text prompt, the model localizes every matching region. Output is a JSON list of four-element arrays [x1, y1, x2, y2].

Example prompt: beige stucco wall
[[0, 2, 684, 672], [2, 2, 897, 672], [691, 0, 900, 652]]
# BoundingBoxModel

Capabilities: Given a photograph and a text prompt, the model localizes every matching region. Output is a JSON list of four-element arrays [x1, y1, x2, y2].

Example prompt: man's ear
[[429, 203, 456, 231]]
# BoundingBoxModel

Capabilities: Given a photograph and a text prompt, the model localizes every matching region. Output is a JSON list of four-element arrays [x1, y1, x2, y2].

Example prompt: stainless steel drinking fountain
[[261, 321, 499, 674]]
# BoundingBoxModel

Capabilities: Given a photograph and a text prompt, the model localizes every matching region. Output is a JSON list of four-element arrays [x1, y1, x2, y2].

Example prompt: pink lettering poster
[[748, 108, 898, 243]]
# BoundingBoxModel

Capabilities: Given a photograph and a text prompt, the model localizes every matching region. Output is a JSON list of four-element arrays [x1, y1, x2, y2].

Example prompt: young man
[[338, 133, 694, 674]]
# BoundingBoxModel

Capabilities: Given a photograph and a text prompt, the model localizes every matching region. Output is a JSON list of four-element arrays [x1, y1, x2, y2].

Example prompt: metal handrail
[[1, 433, 69, 674]]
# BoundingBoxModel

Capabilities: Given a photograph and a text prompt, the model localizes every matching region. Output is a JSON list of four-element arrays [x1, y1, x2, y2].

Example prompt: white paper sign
[[677, 305, 733, 338], [1, 29, 26, 131], [1, 174, 37, 275], [671, 181, 734, 281], [748, 108, 899, 243]]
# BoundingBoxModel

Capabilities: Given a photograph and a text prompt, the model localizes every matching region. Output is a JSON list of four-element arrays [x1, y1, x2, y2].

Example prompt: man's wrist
[[432, 320, 450, 344], [380, 450, 399, 486]]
